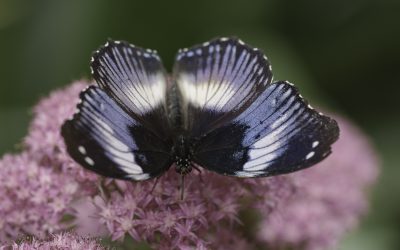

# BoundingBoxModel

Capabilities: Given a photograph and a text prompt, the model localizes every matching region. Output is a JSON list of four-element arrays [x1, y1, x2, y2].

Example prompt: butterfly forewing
[[91, 40, 170, 138], [62, 86, 173, 180], [193, 81, 339, 177], [173, 37, 273, 137]]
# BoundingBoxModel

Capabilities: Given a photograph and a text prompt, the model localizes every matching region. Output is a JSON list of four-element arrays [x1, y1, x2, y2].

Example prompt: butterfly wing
[[173, 37, 273, 137], [63, 40, 174, 180], [192, 81, 339, 177], [91, 40, 170, 138], [62, 86, 173, 180]]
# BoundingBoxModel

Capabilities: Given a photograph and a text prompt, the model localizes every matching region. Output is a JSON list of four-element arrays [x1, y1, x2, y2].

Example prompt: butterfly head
[[173, 135, 193, 175], [175, 156, 192, 175]]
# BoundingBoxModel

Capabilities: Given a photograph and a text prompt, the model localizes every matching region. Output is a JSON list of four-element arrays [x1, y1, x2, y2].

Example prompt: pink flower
[[0, 81, 380, 249], [0, 232, 106, 249]]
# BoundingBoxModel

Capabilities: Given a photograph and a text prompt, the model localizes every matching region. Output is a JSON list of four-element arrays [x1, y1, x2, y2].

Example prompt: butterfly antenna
[[180, 174, 185, 200]]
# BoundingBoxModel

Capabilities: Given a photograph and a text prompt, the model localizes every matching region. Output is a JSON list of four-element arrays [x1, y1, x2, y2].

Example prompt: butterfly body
[[171, 134, 194, 175], [62, 37, 339, 183]]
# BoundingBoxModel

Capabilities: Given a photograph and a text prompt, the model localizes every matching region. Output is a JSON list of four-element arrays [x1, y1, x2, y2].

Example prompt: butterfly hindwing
[[173, 37, 273, 137], [62, 86, 173, 181], [193, 81, 339, 177]]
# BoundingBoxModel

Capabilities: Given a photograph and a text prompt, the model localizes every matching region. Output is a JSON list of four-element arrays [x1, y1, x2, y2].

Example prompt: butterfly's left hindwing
[[62, 86, 173, 180], [193, 81, 339, 177]]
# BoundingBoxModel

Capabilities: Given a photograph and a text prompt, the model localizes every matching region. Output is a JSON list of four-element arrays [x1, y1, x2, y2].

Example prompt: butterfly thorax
[[173, 135, 193, 175]]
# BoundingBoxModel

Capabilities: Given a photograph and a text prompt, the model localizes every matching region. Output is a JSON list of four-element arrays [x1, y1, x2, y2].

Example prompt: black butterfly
[[62, 37, 339, 192]]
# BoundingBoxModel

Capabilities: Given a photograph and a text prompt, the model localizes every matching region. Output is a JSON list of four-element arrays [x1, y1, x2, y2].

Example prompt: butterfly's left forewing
[[193, 81, 339, 177], [62, 86, 173, 180]]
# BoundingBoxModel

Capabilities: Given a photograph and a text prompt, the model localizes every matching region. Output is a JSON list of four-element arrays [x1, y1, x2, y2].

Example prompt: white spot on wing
[[126, 73, 166, 112], [312, 141, 319, 148], [128, 173, 150, 181], [85, 157, 94, 166], [78, 146, 86, 155], [234, 170, 265, 177], [306, 151, 315, 160], [177, 74, 236, 110]]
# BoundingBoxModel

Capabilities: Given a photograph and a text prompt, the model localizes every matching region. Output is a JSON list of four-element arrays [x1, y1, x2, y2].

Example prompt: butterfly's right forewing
[[63, 40, 175, 180], [91, 40, 171, 139]]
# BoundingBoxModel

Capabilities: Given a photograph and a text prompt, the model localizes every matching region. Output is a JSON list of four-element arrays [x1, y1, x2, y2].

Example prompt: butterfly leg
[[191, 163, 204, 183], [180, 174, 185, 200], [145, 176, 161, 198]]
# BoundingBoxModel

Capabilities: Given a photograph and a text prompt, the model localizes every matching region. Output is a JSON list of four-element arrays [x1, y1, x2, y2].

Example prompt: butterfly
[[62, 37, 339, 195]]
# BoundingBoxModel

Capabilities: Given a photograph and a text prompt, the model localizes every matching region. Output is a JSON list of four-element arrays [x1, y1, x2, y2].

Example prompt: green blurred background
[[0, 0, 399, 249]]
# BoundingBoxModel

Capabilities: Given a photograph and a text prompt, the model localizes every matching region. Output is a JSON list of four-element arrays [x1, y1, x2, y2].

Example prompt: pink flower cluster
[[88, 172, 295, 249], [0, 80, 379, 250], [0, 81, 97, 242], [0, 152, 79, 241], [0, 232, 105, 250]]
